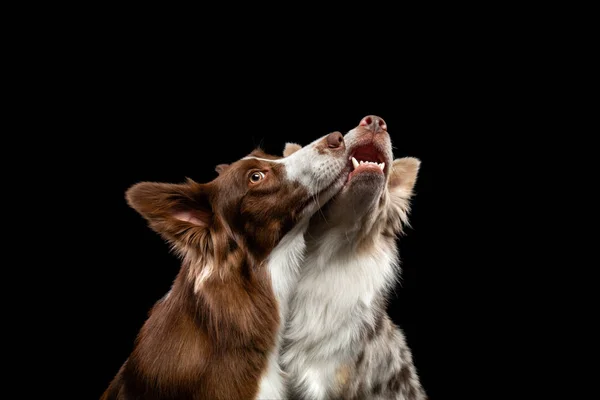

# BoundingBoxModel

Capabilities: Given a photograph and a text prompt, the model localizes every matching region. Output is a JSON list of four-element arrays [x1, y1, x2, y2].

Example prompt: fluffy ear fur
[[389, 157, 420, 198], [283, 142, 302, 157], [387, 157, 420, 230], [215, 163, 230, 175], [125, 178, 212, 256]]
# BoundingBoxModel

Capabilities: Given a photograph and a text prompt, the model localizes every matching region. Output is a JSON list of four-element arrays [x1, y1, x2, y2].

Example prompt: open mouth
[[348, 143, 387, 181]]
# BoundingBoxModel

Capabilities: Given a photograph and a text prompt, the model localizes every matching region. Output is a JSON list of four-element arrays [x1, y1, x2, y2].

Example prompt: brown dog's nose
[[359, 115, 387, 133], [326, 131, 344, 148]]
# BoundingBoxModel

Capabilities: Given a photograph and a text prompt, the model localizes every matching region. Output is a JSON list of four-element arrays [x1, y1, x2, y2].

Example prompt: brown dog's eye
[[249, 171, 265, 183]]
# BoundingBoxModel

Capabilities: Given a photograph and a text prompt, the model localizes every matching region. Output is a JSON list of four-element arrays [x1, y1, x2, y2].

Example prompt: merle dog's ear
[[389, 157, 420, 198], [387, 158, 420, 230], [215, 164, 230, 175], [126, 178, 213, 255], [283, 142, 302, 157]]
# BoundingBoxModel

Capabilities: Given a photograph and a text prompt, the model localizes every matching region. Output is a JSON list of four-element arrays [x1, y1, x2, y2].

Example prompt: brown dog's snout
[[359, 115, 387, 133], [326, 131, 344, 148]]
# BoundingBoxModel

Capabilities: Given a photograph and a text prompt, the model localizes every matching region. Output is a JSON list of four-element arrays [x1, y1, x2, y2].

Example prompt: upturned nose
[[326, 131, 344, 148], [359, 115, 387, 133]]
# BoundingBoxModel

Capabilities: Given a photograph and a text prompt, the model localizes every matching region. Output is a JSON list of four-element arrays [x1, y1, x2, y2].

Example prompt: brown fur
[[101, 149, 318, 400]]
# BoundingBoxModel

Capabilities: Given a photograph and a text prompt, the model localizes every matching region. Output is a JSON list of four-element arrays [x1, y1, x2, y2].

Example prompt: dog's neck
[[159, 247, 279, 347], [306, 184, 392, 256]]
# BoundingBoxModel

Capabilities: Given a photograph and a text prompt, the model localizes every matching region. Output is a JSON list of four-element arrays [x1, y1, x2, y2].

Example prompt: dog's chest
[[290, 247, 396, 337], [282, 247, 397, 399]]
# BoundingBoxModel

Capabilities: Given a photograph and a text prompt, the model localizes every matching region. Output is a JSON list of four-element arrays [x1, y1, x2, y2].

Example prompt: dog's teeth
[[352, 158, 385, 170]]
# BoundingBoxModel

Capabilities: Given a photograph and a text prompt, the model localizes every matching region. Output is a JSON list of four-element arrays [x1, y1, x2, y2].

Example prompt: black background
[[16, 5, 578, 397], [58, 27, 508, 399]]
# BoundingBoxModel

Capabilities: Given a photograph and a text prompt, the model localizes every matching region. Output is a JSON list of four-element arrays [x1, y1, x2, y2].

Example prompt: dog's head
[[125, 131, 348, 276], [287, 116, 420, 242]]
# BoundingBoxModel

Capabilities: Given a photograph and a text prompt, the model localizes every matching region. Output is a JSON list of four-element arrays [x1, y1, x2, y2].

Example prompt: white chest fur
[[281, 236, 398, 399], [256, 221, 308, 399]]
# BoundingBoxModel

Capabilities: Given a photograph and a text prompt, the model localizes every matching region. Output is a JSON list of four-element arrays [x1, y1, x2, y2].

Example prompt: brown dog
[[102, 131, 348, 400]]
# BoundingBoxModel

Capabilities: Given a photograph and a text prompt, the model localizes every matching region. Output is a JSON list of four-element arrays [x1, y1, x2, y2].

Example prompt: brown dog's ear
[[283, 142, 302, 157], [215, 164, 230, 175], [126, 178, 213, 255]]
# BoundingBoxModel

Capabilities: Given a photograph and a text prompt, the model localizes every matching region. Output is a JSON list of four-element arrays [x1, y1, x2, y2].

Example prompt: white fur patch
[[241, 156, 286, 163], [298, 366, 329, 399], [256, 351, 286, 400], [193, 263, 213, 293]]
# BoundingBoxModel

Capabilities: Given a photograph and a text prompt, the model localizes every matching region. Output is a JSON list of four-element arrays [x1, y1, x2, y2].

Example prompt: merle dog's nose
[[359, 115, 387, 133], [326, 131, 344, 148]]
